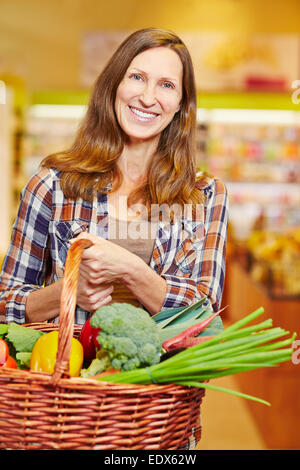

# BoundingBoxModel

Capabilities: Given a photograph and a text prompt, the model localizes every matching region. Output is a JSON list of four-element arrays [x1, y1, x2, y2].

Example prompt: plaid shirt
[[0, 167, 228, 324]]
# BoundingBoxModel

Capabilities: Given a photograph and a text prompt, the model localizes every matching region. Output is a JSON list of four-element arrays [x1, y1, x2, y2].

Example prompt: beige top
[[108, 216, 158, 306]]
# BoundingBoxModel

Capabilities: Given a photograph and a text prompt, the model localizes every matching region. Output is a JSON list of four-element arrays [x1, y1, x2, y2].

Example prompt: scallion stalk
[[172, 381, 271, 406]]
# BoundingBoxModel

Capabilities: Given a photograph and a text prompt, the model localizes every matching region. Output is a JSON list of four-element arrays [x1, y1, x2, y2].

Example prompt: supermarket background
[[0, 0, 299, 450]]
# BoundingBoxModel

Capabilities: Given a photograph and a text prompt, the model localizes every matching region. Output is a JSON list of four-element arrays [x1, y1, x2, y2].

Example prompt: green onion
[[174, 381, 271, 406]]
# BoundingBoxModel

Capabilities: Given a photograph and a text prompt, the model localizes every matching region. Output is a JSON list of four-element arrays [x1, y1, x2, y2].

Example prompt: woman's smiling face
[[115, 47, 183, 143]]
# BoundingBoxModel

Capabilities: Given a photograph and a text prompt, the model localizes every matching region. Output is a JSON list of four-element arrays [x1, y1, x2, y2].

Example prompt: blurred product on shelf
[[22, 104, 86, 181], [246, 227, 300, 298], [196, 109, 300, 184], [226, 182, 300, 241], [196, 109, 300, 245], [202, 123, 300, 184]]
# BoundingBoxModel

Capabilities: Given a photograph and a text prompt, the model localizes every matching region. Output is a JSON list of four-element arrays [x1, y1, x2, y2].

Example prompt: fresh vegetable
[[16, 352, 32, 369], [3, 355, 17, 369], [166, 335, 214, 350], [79, 300, 221, 376], [159, 347, 186, 362], [88, 303, 162, 372], [91, 369, 120, 379], [80, 349, 113, 378], [152, 297, 211, 328], [0, 324, 9, 338], [30, 331, 84, 377], [96, 307, 297, 406], [82, 298, 222, 359], [79, 317, 101, 360], [154, 298, 225, 344], [0, 322, 44, 369], [162, 311, 220, 351], [0, 337, 17, 368], [5, 322, 44, 353], [0, 338, 9, 364]]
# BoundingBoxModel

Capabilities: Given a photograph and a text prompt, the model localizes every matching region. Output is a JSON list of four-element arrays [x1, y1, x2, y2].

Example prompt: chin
[[124, 127, 161, 143]]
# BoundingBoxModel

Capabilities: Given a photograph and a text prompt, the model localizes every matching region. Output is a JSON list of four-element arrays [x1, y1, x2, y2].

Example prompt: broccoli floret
[[80, 349, 112, 378], [90, 303, 162, 371]]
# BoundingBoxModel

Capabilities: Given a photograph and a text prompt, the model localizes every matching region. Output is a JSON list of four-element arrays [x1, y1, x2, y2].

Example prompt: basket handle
[[51, 238, 93, 386]]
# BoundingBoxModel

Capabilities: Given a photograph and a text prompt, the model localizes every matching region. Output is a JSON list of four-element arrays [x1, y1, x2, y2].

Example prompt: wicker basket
[[0, 239, 204, 450]]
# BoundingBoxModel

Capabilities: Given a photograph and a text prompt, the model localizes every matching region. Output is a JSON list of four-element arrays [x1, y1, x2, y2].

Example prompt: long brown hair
[[41, 28, 204, 210]]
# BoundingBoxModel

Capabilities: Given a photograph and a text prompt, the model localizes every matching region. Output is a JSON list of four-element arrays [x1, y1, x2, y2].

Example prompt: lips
[[128, 106, 159, 122]]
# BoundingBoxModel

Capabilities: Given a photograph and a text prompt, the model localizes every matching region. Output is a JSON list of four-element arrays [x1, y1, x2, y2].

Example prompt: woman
[[0, 28, 228, 328]]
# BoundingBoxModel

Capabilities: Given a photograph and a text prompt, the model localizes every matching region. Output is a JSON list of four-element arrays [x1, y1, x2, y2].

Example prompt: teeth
[[130, 107, 158, 119]]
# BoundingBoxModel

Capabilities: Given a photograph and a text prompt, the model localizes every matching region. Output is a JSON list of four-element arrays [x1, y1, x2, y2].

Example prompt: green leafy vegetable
[[154, 298, 224, 343], [0, 323, 44, 368], [16, 352, 32, 369], [153, 297, 209, 328], [6, 323, 44, 353], [0, 324, 9, 338]]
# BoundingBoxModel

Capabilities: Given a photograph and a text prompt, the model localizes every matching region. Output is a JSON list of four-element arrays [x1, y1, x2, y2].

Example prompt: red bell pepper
[[79, 317, 101, 360]]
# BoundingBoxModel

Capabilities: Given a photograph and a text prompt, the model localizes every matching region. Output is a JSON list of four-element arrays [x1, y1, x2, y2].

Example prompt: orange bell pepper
[[30, 331, 83, 377]]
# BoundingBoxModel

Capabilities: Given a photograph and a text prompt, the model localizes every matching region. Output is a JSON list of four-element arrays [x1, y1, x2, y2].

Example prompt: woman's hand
[[70, 232, 140, 287], [76, 273, 114, 313], [70, 232, 166, 315]]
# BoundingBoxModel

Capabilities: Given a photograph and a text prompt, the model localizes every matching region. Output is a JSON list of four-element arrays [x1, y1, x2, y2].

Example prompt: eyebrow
[[128, 67, 180, 84]]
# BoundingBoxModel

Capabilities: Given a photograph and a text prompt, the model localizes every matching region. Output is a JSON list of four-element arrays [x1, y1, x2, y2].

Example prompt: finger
[[79, 264, 104, 283], [79, 272, 107, 287], [92, 294, 113, 312], [80, 247, 103, 262], [94, 285, 114, 297], [77, 283, 113, 310], [85, 283, 114, 298]]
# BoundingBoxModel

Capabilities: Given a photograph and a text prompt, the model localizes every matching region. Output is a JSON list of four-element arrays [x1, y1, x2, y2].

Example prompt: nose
[[139, 82, 157, 107]]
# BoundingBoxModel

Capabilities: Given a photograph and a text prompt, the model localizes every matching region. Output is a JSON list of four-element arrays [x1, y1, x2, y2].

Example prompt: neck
[[117, 136, 159, 186]]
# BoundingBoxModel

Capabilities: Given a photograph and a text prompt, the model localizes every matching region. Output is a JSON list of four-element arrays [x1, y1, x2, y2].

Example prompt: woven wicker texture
[[0, 239, 204, 450]]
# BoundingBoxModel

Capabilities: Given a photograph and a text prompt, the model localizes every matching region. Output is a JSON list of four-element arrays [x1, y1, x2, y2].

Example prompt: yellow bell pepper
[[30, 331, 83, 377]]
